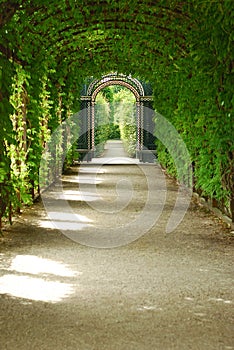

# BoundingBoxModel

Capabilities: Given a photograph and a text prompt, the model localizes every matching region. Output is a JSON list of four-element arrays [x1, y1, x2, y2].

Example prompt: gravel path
[[0, 141, 233, 350]]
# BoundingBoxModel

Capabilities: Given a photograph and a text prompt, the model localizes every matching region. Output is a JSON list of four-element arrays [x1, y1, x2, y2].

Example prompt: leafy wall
[[0, 0, 233, 227]]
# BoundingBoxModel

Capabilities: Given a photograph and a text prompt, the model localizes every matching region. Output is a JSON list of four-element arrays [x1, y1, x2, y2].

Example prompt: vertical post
[[91, 100, 95, 159], [140, 96, 156, 163], [87, 101, 91, 161], [136, 101, 141, 161], [78, 96, 92, 161]]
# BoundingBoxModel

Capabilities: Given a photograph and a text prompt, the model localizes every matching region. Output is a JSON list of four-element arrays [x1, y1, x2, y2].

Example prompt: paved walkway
[[0, 141, 233, 350]]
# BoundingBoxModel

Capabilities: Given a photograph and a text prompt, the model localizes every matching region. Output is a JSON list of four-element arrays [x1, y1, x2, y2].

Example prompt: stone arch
[[78, 73, 155, 162]]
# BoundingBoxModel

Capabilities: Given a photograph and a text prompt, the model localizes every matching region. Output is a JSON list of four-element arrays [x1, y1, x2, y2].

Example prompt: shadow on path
[[0, 141, 233, 350]]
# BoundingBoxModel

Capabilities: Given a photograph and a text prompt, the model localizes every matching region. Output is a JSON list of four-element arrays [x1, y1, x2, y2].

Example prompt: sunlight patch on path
[[0, 275, 73, 302], [38, 212, 94, 231], [8, 255, 79, 277], [0, 255, 80, 302]]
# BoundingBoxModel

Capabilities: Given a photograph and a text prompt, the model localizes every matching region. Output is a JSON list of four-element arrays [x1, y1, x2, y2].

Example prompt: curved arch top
[[92, 80, 141, 102], [79, 73, 155, 163], [86, 73, 145, 101]]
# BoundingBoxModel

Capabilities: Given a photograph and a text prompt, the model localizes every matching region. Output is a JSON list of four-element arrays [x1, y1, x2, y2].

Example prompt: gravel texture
[[0, 141, 233, 350]]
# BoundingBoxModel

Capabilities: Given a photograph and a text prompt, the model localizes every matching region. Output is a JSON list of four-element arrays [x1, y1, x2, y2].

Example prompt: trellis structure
[[0, 1, 233, 224], [78, 73, 156, 162]]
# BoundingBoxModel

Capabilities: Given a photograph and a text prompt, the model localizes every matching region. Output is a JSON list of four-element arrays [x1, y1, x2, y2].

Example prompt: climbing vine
[[94, 92, 111, 156], [0, 0, 233, 227], [112, 88, 136, 157]]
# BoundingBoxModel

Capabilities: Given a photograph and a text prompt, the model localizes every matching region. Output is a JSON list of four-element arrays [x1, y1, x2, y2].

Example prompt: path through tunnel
[[0, 2, 233, 349], [0, 136, 233, 349], [0, 0, 233, 225]]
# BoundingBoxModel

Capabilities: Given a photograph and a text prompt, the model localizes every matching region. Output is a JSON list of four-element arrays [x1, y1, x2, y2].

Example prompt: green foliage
[[0, 0, 233, 222], [152, 1, 234, 217], [94, 87, 136, 157], [108, 124, 121, 139], [113, 88, 136, 157], [94, 92, 110, 156]]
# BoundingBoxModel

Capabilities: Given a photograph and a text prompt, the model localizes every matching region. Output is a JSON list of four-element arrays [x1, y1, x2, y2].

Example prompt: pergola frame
[[79, 73, 155, 162]]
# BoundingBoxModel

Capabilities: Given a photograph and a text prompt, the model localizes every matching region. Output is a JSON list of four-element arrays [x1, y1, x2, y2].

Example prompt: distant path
[[103, 140, 129, 158], [91, 140, 139, 164], [0, 140, 233, 350]]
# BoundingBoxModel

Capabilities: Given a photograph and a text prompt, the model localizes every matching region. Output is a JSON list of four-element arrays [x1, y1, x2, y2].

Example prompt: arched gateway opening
[[78, 73, 156, 162]]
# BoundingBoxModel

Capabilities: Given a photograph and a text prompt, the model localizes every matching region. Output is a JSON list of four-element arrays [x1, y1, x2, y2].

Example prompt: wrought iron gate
[[78, 73, 156, 162]]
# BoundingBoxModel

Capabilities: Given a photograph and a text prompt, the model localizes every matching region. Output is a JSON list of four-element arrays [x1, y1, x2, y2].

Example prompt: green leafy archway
[[0, 0, 233, 227]]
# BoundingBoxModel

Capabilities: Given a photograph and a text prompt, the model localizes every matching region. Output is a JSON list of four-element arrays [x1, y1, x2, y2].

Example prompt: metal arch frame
[[87, 73, 145, 98], [79, 73, 154, 162], [92, 80, 140, 102]]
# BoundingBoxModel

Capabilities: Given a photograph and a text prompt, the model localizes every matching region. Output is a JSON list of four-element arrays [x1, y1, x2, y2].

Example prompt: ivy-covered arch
[[79, 73, 155, 162]]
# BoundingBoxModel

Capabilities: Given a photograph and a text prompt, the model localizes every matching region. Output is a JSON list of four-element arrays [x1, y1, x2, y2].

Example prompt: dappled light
[[78, 167, 106, 174], [0, 255, 80, 302], [89, 156, 140, 165], [0, 275, 73, 303], [8, 255, 79, 277], [39, 212, 94, 231], [62, 175, 103, 185], [47, 189, 100, 202]]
